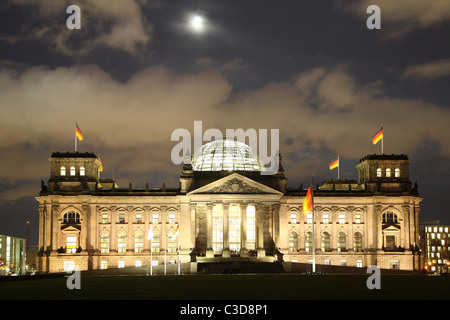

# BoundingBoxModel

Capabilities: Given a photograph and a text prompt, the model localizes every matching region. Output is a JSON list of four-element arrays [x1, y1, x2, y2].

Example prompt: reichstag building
[[36, 139, 422, 273]]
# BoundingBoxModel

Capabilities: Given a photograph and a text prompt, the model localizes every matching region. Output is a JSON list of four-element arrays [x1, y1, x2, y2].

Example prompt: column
[[240, 203, 248, 257], [273, 204, 280, 249], [223, 204, 230, 257], [206, 204, 213, 258], [257, 204, 266, 258]]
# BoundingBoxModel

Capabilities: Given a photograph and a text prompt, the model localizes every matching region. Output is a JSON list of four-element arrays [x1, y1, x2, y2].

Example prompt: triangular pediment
[[187, 173, 283, 195]]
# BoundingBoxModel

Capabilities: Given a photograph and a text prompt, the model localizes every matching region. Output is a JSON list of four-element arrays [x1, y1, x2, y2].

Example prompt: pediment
[[187, 173, 283, 195]]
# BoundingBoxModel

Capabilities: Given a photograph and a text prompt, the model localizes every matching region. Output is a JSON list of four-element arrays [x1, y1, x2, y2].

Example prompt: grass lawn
[[1, 274, 450, 300]]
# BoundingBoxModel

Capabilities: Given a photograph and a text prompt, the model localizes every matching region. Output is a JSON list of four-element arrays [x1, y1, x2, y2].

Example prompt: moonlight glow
[[190, 15, 205, 32]]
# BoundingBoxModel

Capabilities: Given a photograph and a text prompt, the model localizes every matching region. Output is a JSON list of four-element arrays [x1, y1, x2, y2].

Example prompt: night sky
[[0, 1, 449, 245]]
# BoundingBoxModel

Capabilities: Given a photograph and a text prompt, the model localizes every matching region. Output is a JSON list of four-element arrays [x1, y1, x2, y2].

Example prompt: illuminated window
[[100, 233, 110, 253], [152, 232, 160, 253], [80, 166, 85, 176], [152, 213, 159, 224], [60, 166, 66, 176], [118, 261, 124, 268], [354, 232, 363, 252], [118, 211, 126, 224], [376, 168, 382, 177], [117, 232, 127, 253], [289, 231, 298, 252], [355, 213, 361, 224], [338, 213, 345, 224], [134, 231, 144, 253], [386, 168, 391, 177], [167, 232, 177, 253], [357, 260, 363, 268], [102, 213, 109, 224], [64, 261, 75, 272], [246, 206, 256, 250], [101, 261, 107, 269], [337, 232, 346, 251], [322, 213, 329, 224], [70, 166, 76, 176], [395, 168, 400, 177], [290, 213, 297, 224], [169, 213, 176, 224], [305, 232, 313, 252], [306, 213, 313, 224], [135, 260, 142, 267], [66, 236, 77, 253], [212, 206, 223, 253], [382, 211, 398, 224], [229, 205, 241, 253], [135, 213, 142, 224], [321, 232, 331, 252]]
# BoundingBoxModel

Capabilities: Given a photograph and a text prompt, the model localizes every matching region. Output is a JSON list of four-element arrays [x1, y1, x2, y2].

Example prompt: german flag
[[303, 187, 313, 213], [372, 127, 383, 145], [329, 158, 339, 170], [172, 226, 179, 240], [76, 123, 83, 141], [98, 157, 103, 172]]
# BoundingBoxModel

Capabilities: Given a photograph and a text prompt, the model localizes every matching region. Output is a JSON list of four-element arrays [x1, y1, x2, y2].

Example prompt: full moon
[[190, 15, 205, 32]]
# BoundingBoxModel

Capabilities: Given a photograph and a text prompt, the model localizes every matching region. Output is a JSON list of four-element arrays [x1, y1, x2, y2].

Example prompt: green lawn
[[1, 274, 449, 300]]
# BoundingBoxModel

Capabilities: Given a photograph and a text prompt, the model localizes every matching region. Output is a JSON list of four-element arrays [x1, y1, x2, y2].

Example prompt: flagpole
[[150, 239, 153, 276], [164, 233, 167, 275], [311, 175, 316, 274]]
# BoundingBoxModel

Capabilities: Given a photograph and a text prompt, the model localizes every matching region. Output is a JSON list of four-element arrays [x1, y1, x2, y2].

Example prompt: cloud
[[0, 62, 450, 204], [340, 0, 450, 39], [402, 58, 450, 81], [2, 0, 153, 57]]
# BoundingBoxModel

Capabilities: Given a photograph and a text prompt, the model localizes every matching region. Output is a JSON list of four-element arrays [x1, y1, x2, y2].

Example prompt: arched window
[[395, 168, 400, 177], [354, 232, 363, 252], [117, 231, 127, 253], [60, 166, 66, 176], [376, 168, 382, 177], [134, 231, 144, 253], [289, 231, 298, 252], [167, 231, 177, 253], [382, 211, 398, 224], [305, 232, 313, 252], [63, 211, 80, 224], [386, 168, 391, 177], [151, 231, 160, 253], [338, 232, 346, 251], [80, 166, 85, 176], [100, 232, 110, 253], [321, 232, 331, 252], [70, 166, 76, 176]]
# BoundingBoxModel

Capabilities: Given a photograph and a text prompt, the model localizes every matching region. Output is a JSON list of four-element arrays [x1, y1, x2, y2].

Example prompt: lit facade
[[36, 141, 422, 273], [0, 234, 26, 275], [420, 221, 450, 273]]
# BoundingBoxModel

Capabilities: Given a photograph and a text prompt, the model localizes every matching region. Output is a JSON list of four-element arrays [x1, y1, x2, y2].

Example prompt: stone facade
[[36, 151, 422, 273]]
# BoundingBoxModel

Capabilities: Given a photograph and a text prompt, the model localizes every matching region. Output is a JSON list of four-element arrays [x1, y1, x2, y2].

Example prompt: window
[[305, 232, 313, 252], [376, 168, 382, 177], [306, 213, 313, 224], [290, 213, 297, 224], [382, 211, 398, 224], [322, 213, 329, 224], [134, 231, 144, 253], [101, 261, 108, 269], [167, 232, 177, 253], [385, 235, 395, 249], [355, 213, 361, 224], [228, 205, 241, 254], [152, 213, 159, 224], [100, 233, 110, 253], [66, 236, 77, 253], [117, 232, 127, 253], [60, 166, 66, 176], [341, 260, 347, 266], [70, 166, 76, 176], [152, 232, 160, 253], [357, 260, 363, 268], [246, 206, 256, 250], [102, 213, 109, 224], [63, 211, 80, 224], [338, 213, 345, 224], [386, 168, 391, 177], [135, 260, 142, 267], [169, 213, 176, 224], [337, 232, 346, 251], [354, 232, 363, 252], [321, 232, 330, 252], [80, 166, 85, 176], [289, 231, 298, 252], [135, 213, 143, 224], [118, 261, 125, 268], [118, 211, 126, 224], [395, 168, 400, 177], [64, 261, 75, 272]]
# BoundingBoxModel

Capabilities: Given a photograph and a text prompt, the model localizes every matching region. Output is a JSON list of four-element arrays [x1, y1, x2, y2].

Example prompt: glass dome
[[191, 139, 265, 172]]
